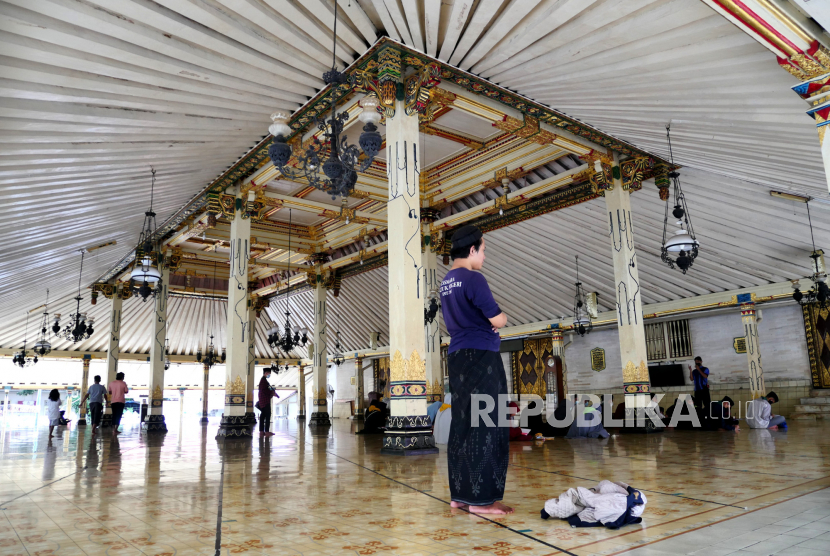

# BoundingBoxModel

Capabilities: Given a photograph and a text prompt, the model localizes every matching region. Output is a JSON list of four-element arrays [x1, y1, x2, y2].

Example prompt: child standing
[[46, 389, 61, 437]]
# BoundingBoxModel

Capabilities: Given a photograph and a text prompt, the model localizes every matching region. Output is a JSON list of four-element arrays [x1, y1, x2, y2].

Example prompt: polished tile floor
[[0, 413, 828, 556]]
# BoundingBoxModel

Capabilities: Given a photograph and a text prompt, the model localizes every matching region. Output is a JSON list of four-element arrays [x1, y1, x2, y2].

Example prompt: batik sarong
[[447, 348, 509, 506]]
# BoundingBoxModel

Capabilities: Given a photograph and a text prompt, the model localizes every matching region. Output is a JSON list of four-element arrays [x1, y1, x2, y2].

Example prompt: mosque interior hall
[[3, 1, 830, 555]]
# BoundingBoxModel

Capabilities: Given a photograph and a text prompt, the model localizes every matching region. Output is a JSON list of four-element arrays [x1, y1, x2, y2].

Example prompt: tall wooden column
[[217, 189, 253, 438], [200, 362, 209, 424], [422, 214, 443, 403], [354, 357, 364, 419], [309, 276, 331, 427], [77, 356, 91, 425], [245, 304, 257, 426], [297, 366, 306, 419], [603, 153, 651, 409], [382, 91, 437, 455], [739, 294, 765, 399], [101, 288, 123, 428], [145, 266, 169, 433]]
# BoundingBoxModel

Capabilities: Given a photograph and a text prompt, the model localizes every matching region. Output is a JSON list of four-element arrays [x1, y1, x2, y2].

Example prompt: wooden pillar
[[77, 356, 91, 425], [382, 90, 437, 455], [200, 362, 209, 424], [245, 304, 257, 426], [422, 217, 443, 403], [217, 188, 253, 439], [297, 366, 306, 419], [145, 266, 169, 433], [739, 294, 765, 399], [354, 357, 364, 419], [603, 152, 651, 409], [309, 277, 331, 427], [101, 288, 123, 428]]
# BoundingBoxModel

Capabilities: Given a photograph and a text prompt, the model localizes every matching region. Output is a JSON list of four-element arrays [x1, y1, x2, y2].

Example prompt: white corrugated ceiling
[[1, 0, 828, 357]]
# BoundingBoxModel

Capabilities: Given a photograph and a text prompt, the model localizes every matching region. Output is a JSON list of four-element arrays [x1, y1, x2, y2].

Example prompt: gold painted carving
[[229, 375, 245, 395], [622, 360, 649, 383], [621, 157, 654, 191], [590, 348, 605, 372], [152, 385, 163, 400], [493, 114, 559, 146], [420, 87, 457, 125], [389, 349, 426, 382]]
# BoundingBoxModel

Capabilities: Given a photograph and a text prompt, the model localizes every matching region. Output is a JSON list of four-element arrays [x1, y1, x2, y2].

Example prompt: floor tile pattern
[[0, 414, 828, 555]]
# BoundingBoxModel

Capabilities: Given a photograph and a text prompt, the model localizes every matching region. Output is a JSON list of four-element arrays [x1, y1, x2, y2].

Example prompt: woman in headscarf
[[440, 225, 512, 515]]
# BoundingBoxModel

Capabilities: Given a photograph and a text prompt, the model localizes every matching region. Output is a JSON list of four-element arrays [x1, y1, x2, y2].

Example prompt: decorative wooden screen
[[803, 303, 830, 389], [645, 323, 666, 361], [372, 357, 391, 398], [512, 338, 554, 399]]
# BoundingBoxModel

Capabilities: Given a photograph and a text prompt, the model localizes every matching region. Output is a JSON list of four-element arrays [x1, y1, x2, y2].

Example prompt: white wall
[[564, 303, 810, 390]]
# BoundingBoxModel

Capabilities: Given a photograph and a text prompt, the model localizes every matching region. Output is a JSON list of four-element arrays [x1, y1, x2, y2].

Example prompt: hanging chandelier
[[269, 361, 291, 374], [32, 289, 53, 358], [661, 125, 700, 273], [12, 312, 37, 368], [793, 200, 830, 309], [572, 256, 592, 337], [424, 290, 440, 325], [197, 263, 225, 368], [129, 168, 163, 301], [58, 250, 95, 343], [267, 1, 382, 200], [267, 209, 309, 353]]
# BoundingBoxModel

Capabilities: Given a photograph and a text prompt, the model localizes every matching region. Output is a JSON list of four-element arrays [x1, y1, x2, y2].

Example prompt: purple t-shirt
[[440, 268, 501, 353]]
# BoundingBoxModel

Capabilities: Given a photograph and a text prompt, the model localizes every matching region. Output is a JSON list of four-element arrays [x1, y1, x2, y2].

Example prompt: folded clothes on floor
[[539, 480, 647, 529]]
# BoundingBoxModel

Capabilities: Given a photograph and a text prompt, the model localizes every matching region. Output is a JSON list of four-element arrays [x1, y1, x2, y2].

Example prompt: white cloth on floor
[[542, 480, 647, 525]]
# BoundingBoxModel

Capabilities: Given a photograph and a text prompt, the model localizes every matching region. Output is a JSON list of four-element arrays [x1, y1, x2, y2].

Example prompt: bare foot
[[450, 501, 468, 509], [469, 501, 514, 515], [769, 425, 778, 430]]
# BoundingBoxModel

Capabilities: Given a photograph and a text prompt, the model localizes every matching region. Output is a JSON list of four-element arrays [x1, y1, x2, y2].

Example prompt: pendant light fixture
[[792, 200, 830, 309], [572, 256, 592, 337], [60, 250, 95, 343], [661, 125, 700, 273], [32, 289, 53, 357], [267, 0, 381, 200], [196, 262, 226, 368], [266, 209, 309, 353], [129, 168, 163, 301], [12, 313, 37, 368]]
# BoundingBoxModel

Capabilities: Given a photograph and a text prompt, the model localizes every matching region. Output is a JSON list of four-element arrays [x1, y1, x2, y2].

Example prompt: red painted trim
[[711, 0, 802, 56]]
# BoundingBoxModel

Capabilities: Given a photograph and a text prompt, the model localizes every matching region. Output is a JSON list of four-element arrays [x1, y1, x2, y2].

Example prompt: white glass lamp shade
[[131, 257, 161, 283], [573, 316, 590, 328], [34, 339, 51, 353], [269, 112, 292, 138], [359, 95, 382, 125], [665, 225, 699, 253], [79, 313, 87, 322]]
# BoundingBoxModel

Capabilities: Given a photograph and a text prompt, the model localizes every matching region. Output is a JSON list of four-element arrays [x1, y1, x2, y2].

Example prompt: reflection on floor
[[0, 414, 828, 556]]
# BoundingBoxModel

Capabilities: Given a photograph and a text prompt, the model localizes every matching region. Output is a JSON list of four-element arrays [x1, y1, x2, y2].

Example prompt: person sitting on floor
[[357, 393, 388, 434], [705, 396, 740, 432], [746, 391, 787, 430], [427, 397, 443, 425], [523, 400, 571, 438], [566, 400, 609, 439], [507, 401, 534, 441]]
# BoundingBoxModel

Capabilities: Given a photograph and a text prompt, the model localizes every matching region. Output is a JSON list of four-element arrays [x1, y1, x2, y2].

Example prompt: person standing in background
[[80, 375, 108, 431], [46, 389, 61, 437], [258, 367, 277, 436], [108, 372, 129, 435], [689, 356, 710, 409]]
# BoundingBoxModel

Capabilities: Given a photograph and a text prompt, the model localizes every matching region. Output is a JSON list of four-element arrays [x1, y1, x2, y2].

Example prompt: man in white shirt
[[745, 391, 787, 430]]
